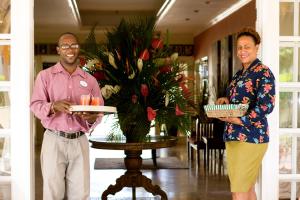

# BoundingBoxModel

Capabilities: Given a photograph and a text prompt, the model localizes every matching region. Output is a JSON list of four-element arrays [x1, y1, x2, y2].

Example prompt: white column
[[10, 0, 34, 199], [256, 0, 279, 200]]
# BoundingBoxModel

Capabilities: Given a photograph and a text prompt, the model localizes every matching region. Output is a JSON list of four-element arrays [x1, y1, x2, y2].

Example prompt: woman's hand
[[218, 117, 242, 125], [216, 97, 229, 105], [215, 97, 242, 125]]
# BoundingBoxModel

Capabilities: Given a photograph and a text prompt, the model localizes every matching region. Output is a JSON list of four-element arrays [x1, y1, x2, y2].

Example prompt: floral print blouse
[[224, 58, 275, 143]]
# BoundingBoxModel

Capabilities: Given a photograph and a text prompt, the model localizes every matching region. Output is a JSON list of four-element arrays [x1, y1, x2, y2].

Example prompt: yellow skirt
[[226, 141, 268, 192]]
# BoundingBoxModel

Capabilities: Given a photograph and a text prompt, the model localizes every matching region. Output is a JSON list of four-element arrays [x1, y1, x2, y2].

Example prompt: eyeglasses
[[59, 44, 79, 50]]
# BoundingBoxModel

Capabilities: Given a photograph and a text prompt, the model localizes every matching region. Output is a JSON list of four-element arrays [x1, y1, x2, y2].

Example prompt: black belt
[[47, 129, 85, 139]]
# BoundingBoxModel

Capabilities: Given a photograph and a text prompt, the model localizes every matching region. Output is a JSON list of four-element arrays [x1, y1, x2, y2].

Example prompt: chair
[[187, 116, 207, 167], [201, 120, 225, 173], [188, 118, 225, 172]]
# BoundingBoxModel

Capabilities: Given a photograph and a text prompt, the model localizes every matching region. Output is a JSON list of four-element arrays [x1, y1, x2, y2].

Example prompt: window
[[279, 1, 300, 199], [0, 0, 11, 198]]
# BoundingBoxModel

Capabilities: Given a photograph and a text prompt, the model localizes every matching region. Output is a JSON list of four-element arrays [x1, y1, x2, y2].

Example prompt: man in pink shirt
[[30, 32, 103, 200]]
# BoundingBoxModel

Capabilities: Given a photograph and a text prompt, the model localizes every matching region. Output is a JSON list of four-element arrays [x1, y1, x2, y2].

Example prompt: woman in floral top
[[216, 28, 275, 200]]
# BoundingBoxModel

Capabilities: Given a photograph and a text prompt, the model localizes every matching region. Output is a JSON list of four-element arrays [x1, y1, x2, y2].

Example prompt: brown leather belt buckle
[[48, 129, 85, 139]]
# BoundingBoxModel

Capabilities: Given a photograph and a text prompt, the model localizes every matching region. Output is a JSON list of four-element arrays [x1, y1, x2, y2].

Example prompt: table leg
[[132, 186, 136, 200], [139, 173, 168, 200], [101, 174, 127, 200], [151, 149, 157, 167], [101, 150, 168, 200]]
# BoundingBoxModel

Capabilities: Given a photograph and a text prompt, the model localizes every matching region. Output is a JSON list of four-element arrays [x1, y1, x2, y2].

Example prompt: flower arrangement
[[80, 17, 195, 141]]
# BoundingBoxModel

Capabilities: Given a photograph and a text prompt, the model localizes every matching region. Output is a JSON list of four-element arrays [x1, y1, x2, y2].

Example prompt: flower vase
[[119, 115, 151, 143]]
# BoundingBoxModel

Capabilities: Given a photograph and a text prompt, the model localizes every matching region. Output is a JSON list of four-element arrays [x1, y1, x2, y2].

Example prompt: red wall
[[193, 0, 256, 59]]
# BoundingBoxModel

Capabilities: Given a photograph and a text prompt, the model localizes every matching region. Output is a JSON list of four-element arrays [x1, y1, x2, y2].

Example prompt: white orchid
[[113, 85, 121, 93], [101, 85, 114, 99], [165, 92, 170, 107], [170, 52, 178, 62], [100, 85, 121, 99], [137, 58, 143, 72], [108, 52, 118, 69], [128, 70, 135, 79], [179, 62, 188, 70]]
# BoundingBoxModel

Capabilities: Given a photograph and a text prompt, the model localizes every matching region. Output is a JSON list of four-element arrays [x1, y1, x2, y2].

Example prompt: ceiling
[[34, 0, 242, 43]]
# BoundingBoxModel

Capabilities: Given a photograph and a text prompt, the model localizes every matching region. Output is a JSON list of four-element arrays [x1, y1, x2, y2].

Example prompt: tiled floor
[[35, 137, 231, 200]]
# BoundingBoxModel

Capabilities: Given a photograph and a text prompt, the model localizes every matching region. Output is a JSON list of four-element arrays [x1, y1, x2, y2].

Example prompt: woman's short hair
[[236, 27, 261, 45]]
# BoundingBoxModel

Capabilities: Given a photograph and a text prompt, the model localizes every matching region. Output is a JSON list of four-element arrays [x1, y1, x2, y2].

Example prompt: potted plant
[[81, 17, 195, 142]]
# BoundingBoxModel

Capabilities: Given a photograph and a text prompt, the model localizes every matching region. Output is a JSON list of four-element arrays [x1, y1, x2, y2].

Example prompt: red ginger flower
[[139, 49, 150, 61], [140, 84, 149, 97], [151, 38, 163, 49], [131, 94, 138, 104], [179, 82, 190, 96], [79, 57, 86, 66], [176, 105, 184, 116], [93, 71, 106, 81], [159, 66, 172, 73], [147, 107, 156, 121]]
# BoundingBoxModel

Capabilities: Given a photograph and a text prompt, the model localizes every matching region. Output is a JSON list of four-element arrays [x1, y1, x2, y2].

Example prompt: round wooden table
[[89, 136, 178, 200]]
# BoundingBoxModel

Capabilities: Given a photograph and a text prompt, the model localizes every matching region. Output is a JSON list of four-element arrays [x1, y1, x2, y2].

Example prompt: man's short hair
[[57, 32, 79, 46]]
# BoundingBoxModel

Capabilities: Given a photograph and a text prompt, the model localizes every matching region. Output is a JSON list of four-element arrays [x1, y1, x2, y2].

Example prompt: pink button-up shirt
[[30, 62, 103, 133]]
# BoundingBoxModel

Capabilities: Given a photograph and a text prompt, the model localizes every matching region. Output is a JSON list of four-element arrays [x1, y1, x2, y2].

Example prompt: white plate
[[69, 105, 117, 113]]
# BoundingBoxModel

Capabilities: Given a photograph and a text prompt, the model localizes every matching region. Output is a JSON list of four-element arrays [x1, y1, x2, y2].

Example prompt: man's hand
[[52, 100, 72, 114], [73, 112, 104, 124], [216, 97, 229, 105]]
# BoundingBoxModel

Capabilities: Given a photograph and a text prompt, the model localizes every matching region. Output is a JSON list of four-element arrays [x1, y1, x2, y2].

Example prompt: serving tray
[[69, 105, 117, 113], [204, 104, 249, 118]]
